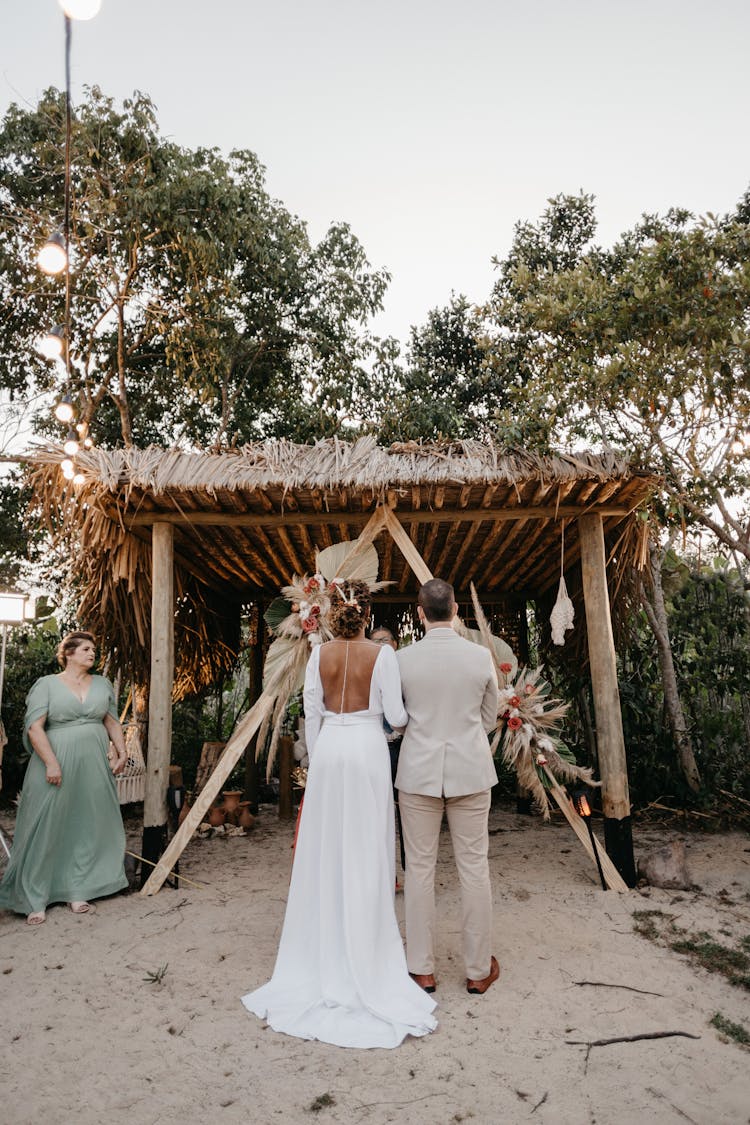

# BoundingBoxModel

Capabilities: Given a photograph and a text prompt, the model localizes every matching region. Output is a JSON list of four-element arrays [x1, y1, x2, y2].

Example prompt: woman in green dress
[[0, 631, 129, 925]]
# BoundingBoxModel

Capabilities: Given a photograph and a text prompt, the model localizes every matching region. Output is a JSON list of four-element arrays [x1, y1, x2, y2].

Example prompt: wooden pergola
[[27, 437, 657, 890]]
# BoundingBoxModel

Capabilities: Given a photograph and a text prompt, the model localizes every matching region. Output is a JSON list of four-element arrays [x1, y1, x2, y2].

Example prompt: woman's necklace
[[61, 671, 90, 703]]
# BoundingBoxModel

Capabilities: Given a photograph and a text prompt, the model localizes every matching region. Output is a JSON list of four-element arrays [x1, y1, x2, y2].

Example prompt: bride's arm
[[377, 645, 409, 730], [303, 644, 324, 758]]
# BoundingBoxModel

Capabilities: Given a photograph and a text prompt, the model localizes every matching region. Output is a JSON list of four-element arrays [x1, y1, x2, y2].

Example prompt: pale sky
[[2, 0, 750, 348]]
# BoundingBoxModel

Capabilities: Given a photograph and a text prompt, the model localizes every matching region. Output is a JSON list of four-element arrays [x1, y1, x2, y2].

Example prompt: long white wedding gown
[[241, 642, 437, 1048]]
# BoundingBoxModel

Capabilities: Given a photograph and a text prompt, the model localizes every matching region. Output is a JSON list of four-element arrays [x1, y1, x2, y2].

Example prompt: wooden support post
[[578, 514, 636, 886], [140, 522, 174, 882], [141, 692, 274, 894], [278, 735, 294, 820]]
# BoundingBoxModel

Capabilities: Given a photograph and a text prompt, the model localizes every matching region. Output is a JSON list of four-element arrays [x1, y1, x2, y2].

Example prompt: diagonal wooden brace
[[543, 767, 628, 892], [140, 693, 274, 895]]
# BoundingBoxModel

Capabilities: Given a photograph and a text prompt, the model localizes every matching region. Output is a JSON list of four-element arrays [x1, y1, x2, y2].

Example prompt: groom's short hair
[[418, 579, 455, 622]]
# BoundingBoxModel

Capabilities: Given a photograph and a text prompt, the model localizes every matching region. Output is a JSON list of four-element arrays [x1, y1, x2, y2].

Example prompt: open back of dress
[[319, 639, 380, 714]]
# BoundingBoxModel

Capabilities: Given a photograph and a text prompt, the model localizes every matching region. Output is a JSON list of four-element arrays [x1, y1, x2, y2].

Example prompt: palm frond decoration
[[469, 583, 598, 819]]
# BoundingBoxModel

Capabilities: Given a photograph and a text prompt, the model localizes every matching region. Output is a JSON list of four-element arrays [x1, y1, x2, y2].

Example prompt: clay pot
[[220, 790, 241, 825], [238, 802, 256, 831], [222, 790, 242, 814], [207, 804, 226, 828]]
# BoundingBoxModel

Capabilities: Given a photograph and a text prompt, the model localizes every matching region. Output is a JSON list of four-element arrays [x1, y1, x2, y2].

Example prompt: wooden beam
[[381, 506, 434, 584], [446, 520, 485, 586], [579, 513, 636, 887], [141, 691, 274, 894], [123, 503, 633, 529], [141, 522, 174, 876]]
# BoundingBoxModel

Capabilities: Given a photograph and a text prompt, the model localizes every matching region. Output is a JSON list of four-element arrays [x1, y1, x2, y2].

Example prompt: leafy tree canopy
[[479, 191, 750, 555], [0, 87, 389, 449]]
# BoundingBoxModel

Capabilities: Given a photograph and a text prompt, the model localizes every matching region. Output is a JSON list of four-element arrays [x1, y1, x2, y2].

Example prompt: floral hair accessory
[[257, 539, 393, 782]]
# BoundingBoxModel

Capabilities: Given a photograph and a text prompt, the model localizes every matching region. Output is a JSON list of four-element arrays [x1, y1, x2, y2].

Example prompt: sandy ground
[[1, 801, 749, 1125]]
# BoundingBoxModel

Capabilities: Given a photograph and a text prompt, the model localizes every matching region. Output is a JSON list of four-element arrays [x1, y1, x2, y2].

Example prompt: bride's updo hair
[[328, 579, 372, 639]]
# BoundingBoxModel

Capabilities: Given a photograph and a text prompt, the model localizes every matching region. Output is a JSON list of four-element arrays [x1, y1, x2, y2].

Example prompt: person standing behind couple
[[396, 579, 500, 995]]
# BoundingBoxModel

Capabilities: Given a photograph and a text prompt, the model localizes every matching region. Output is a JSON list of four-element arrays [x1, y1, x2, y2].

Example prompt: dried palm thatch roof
[[25, 437, 658, 698]]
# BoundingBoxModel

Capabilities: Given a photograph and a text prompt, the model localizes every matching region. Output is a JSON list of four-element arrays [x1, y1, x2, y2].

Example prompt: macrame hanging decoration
[[550, 520, 575, 645]]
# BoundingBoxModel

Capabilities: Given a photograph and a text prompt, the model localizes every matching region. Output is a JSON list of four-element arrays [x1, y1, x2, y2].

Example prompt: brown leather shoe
[[466, 955, 500, 995], [409, 972, 437, 993]]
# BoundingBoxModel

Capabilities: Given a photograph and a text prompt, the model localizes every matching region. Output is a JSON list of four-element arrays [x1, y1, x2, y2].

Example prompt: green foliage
[[634, 910, 750, 991], [0, 621, 59, 797], [0, 475, 42, 588], [616, 555, 750, 803], [479, 191, 750, 554], [710, 1012, 750, 1049], [373, 295, 504, 442], [0, 87, 389, 449]]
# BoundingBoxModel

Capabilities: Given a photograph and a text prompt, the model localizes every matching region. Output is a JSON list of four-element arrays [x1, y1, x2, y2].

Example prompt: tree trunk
[[115, 297, 133, 446], [577, 685, 598, 768], [640, 543, 701, 793]]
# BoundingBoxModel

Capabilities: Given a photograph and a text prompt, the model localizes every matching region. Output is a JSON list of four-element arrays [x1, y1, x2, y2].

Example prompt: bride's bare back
[[319, 639, 380, 713]]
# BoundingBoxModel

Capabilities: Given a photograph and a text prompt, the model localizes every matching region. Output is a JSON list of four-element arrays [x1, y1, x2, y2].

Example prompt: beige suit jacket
[[396, 627, 499, 798]]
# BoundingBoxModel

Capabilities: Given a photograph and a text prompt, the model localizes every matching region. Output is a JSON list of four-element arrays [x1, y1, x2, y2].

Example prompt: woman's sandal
[[26, 911, 46, 926], [69, 901, 90, 914]]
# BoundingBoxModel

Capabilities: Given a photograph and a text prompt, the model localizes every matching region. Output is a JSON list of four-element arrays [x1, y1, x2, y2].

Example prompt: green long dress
[[0, 674, 128, 915]]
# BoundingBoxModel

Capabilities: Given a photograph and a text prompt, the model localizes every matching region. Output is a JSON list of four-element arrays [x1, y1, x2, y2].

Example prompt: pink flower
[[509, 695, 521, 708], [301, 617, 319, 633], [507, 716, 523, 731], [524, 684, 535, 695], [499, 662, 512, 674]]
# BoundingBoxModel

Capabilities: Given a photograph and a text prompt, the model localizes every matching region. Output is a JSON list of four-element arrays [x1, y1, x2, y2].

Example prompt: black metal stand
[[584, 818, 607, 890]]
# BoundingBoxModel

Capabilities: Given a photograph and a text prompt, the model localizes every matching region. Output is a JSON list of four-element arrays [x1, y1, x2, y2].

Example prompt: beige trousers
[[398, 789, 493, 981]]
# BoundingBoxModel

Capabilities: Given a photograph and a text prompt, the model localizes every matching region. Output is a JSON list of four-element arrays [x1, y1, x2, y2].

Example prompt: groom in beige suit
[[396, 579, 500, 995]]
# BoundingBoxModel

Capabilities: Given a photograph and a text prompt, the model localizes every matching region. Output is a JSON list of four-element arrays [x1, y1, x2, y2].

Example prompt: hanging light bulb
[[72, 472, 86, 486], [38, 325, 66, 361], [83, 436, 94, 448], [54, 394, 75, 423], [58, 0, 102, 19], [63, 430, 80, 456], [37, 231, 68, 275], [60, 458, 75, 478]]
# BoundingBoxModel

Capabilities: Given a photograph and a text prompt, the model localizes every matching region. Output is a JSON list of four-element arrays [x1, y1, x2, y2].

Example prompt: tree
[[365, 295, 507, 442], [482, 192, 750, 557], [0, 87, 389, 450], [476, 191, 750, 791]]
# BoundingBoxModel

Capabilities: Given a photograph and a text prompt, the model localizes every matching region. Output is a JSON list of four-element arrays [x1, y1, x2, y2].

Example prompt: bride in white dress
[[241, 580, 437, 1049]]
